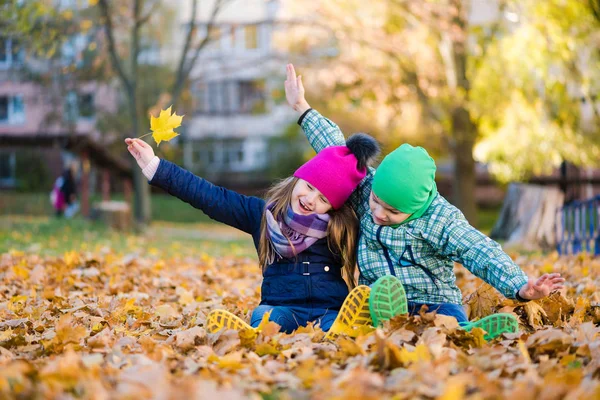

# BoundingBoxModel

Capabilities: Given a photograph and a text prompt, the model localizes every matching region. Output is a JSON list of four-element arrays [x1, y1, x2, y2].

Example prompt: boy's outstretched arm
[[430, 211, 564, 301], [285, 64, 346, 151], [285, 64, 374, 216], [285, 63, 311, 115]]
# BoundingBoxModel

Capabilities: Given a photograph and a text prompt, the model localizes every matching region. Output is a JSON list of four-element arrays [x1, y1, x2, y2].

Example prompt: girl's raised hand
[[284, 63, 311, 113], [125, 138, 155, 170], [517, 273, 565, 301]]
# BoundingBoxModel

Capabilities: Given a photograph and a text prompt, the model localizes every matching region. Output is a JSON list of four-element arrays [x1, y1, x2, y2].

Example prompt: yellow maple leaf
[[397, 343, 431, 365], [149, 106, 183, 146]]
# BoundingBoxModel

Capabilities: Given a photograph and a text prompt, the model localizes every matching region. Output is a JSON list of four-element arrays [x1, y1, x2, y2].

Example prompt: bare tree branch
[[590, 0, 600, 23], [131, 0, 141, 87], [97, 0, 132, 93], [182, 0, 227, 82], [137, 0, 160, 27], [171, 0, 199, 107]]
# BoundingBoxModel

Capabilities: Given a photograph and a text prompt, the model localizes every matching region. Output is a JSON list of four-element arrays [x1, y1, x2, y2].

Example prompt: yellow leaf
[[63, 251, 79, 268], [540, 263, 554, 274], [398, 343, 431, 365], [177, 288, 194, 305], [56, 314, 88, 344], [8, 295, 28, 313], [254, 342, 279, 356], [337, 336, 364, 357], [149, 106, 183, 146], [255, 310, 281, 337], [12, 265, 29, 279], [570, 297, 590, 324], [215, 351, 244, 371], [523, 301, 547, 328], [438, 375, 468, 400], [0, 328, 13, 342], [517, 340, 531, 363], [468, 327, 488, 348], [80, 20, 93, 31]]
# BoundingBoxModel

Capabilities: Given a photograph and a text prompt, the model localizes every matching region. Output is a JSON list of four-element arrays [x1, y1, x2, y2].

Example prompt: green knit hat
[[372, 144, 438, 225]]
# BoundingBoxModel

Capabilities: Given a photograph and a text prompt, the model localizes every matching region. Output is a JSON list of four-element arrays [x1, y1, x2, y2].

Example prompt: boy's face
[[369, 191, 411, 226], [291, 179, 332, 215]]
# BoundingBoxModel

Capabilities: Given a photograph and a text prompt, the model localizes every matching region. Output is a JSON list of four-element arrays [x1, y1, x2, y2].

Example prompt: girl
[[284, 64, 565, 340], [125, 131, 379, 335]]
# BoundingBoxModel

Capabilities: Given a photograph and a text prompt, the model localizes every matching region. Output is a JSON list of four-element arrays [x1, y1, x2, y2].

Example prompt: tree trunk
[[449, 0, 478, 226], [491, 183, 564, 251], [452, 106, 478, 226], [128, 73, 151, 226], [130, 0, 151, 226]]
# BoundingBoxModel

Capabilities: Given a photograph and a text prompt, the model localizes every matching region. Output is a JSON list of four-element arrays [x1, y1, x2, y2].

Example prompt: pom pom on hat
[[294, 134, 380, 209]]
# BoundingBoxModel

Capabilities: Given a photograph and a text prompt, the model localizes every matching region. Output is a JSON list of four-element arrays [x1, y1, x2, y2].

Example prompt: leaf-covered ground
[[1, 223, 600, 399]]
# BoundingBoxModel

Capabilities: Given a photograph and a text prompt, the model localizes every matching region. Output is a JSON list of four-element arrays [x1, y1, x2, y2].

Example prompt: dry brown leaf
[[463, 283, 503, 320]]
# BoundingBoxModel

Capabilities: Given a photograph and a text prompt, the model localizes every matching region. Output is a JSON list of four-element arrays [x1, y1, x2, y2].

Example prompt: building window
[[207, 26, 221, 51], [239, 80, 265, 113], [0, 95, 25, 125], [78, 93, 95, 118], [227, 25, 237, 51], [0, 152, 16, 187], [64, 91, 95, 121], [138, 40, 161, 65], [193, 139, 246, 171], [61, 34, 89, 67], [64, 92, 78, 122], [0, 37, 24, 69], [192, 80, 266, 115], [223, 140, 244, 167], [244, 25, 258, 50]]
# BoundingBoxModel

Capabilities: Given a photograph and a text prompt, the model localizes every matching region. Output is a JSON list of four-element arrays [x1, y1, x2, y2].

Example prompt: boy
[[284, 64, 564, 340]]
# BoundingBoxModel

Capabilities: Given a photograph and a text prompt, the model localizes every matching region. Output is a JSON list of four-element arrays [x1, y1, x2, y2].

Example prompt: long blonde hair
[[258, 177, 359, 289]]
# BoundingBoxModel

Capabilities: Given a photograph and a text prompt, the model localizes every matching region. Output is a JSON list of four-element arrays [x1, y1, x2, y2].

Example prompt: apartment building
[[0, 1, 119, 190], [175, 0, 299, 185]]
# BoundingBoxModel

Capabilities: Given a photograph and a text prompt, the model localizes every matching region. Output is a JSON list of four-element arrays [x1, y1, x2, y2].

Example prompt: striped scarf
[[265, 203, 330, 260]]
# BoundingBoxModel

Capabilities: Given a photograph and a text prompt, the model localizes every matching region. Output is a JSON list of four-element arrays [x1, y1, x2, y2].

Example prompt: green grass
[[478, 206, 502, 235], [0, 215, 256, 259], [1, 192, 502, 258], [2, 191, 501, 228], [1, 192, 215, 224]]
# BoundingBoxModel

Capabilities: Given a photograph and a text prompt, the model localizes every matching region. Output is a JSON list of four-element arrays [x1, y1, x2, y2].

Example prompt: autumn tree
[[5, 0, 230, 225], [280, 0, 600, 225], [471, 0, 600, 182], [279, 0, 491, 224]]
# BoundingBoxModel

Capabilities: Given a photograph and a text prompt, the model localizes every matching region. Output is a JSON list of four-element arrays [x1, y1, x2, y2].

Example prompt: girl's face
[[369, 191, 411, 225], [291, 179, 332, 215]]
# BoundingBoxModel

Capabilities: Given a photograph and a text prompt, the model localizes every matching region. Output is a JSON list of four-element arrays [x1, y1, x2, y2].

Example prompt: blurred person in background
[[51, 160, 79, 218]]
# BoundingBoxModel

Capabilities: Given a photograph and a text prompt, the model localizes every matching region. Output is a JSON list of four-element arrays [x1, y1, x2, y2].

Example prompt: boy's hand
[[285, 63, 311, 114], [125, 138, 155, 170], [518, 273, 565, 300]]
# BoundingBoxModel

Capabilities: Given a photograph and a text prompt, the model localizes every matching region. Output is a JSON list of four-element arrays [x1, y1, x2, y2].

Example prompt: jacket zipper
[[376, 225, 396, 276], [406, 245, 440, 289], [303, 261, 313, 309]]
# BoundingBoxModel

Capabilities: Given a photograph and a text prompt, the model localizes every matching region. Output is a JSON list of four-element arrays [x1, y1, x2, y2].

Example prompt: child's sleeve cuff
[[142, 156, 160, 181]]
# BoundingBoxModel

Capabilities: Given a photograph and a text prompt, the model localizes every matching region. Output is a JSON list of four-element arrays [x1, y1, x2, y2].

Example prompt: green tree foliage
[[471, 0, 600, 182], [281, 0, 600, 208]]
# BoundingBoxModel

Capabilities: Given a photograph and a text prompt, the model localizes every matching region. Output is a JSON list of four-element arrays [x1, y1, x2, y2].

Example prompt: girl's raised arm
[[125, 138, 264, 236]]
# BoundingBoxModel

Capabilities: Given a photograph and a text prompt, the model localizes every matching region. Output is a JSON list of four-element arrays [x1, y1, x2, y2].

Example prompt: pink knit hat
[[293, 134, 380, 209]]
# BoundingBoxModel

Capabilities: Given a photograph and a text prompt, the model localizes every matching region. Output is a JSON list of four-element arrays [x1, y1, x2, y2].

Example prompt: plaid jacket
[[300, 109, 529, 304]]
